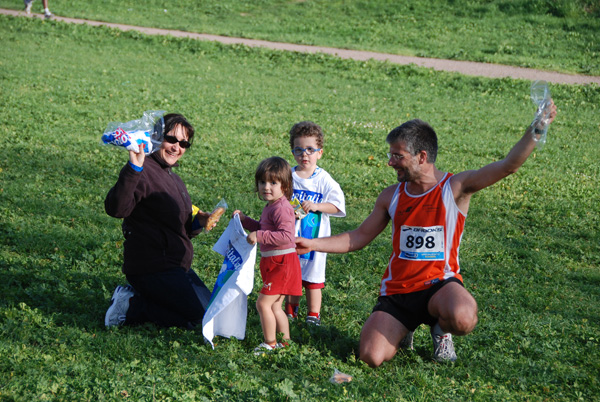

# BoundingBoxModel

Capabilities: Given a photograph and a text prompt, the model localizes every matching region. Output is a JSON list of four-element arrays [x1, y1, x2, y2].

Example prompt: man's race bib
[[399, 225, 444, 261]]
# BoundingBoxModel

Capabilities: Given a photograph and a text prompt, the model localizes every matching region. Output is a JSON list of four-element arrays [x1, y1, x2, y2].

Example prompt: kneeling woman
[[104, 113, 218, 329]]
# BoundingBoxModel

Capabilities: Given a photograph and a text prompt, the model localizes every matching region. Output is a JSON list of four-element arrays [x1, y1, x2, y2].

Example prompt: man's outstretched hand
[[295, 237, 313, 255]]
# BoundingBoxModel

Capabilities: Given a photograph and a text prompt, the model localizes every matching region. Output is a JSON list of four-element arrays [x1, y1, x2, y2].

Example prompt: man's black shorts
[[372, 277, 464, 331]]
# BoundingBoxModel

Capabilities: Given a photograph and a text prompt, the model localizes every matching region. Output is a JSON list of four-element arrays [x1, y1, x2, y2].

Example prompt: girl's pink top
[[241, 196, 296, 253]]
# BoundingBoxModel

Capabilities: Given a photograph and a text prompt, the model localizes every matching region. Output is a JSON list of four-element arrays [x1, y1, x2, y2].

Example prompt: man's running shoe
[[430, 324, 457, 362], [399, 331, 414, 350]]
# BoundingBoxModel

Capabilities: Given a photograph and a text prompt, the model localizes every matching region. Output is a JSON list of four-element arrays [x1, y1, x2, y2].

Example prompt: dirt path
[[3, 8, 599, 85]]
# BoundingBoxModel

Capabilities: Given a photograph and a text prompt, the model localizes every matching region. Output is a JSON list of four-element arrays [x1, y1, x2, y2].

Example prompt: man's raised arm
[[452, 99, 557, 207]]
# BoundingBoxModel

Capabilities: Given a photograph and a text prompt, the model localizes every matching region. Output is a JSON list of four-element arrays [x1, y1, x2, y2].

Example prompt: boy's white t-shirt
[[292, 167, 346, 284]]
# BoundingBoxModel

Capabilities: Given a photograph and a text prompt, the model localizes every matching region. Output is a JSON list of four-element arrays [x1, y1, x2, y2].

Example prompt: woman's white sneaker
[[105, 285, 134, 327]]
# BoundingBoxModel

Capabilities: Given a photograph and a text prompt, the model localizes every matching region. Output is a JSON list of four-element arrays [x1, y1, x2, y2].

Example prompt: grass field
[[0, 0, 599, 75], [0, 10, 599, 402]]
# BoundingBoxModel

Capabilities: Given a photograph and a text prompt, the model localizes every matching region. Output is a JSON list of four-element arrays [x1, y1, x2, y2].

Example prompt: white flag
[[202, 214, 256, 348]]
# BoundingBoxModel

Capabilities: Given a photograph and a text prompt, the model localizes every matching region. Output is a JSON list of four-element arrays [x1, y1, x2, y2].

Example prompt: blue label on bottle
[[299, 211, 321, 261]]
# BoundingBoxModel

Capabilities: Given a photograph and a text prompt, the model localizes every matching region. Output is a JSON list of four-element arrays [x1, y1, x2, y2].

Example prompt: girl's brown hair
[[255, 157, 294, 200]]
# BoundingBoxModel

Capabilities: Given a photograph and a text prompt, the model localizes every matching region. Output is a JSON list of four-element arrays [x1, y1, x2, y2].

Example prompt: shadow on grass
[[292, 320, 359, 361], [0, 248, 116, 328], [1, 155, 127, 328], [563, 268, 600, 324]]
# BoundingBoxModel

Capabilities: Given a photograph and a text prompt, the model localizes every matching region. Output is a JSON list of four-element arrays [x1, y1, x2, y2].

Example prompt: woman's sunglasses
[[164, 135, 191, 149]]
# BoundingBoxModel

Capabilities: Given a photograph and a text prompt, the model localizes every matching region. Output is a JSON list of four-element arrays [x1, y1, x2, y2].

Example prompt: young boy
[[285, 121, 346, 326]]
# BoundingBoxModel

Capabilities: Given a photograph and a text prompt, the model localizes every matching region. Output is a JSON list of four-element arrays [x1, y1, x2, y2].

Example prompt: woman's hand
[[193, 210, 211, 229], [129, 144, 145, 167], [196, 210, 224, 232]]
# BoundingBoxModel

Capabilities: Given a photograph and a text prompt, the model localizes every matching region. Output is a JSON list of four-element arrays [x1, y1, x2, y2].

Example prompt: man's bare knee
[[359, 348, 386, 368], [358, 311, 405, 368], [452, 316, 477, 335], [359, 334, 395, 368], [450, 305, 478, 335]]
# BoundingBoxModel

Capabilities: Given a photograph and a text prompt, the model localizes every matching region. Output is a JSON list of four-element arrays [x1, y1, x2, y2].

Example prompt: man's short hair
[[386, 119, 437, 163]]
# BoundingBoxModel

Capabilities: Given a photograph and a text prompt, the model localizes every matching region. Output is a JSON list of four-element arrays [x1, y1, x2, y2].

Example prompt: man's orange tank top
[[381, 173, 465, 295]]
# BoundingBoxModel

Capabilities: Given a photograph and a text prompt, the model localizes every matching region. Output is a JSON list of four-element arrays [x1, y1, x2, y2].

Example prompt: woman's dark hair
[[161, 113, 195, 145], [255, 157, 294, 200]]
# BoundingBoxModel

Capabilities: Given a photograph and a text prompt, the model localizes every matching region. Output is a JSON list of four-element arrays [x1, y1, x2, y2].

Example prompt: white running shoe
[[399, 331, 414, 350], [104, 285, 134, 327], [24, 0, 33, 14], [305, 315, 321, 326], [44, 10, 53, 19], [253, 342, 276, 356], [430, 324, 457, 362]]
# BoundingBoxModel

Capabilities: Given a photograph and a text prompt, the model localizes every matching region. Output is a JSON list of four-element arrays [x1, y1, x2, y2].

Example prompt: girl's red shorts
[[259, 252, 302, 296]]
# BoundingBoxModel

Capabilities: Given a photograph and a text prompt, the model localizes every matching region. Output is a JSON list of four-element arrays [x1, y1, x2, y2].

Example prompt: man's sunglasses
[[164, 135, 191, 149]]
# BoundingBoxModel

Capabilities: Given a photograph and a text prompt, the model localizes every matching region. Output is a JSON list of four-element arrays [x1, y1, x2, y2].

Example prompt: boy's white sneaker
[[44, 10, 53, 19], [305, 315, 321, 326]]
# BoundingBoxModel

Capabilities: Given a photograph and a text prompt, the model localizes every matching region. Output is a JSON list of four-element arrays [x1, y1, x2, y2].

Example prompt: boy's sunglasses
[[164, 135, 191, 149]]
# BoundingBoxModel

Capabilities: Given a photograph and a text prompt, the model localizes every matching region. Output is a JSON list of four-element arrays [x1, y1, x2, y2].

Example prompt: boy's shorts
[[372, 277, 463, 331], [302, 280, 324, 290], [259, 252, 302, 296]]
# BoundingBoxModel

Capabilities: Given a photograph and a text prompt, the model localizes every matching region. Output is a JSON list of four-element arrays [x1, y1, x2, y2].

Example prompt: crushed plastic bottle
[[529, 81, 552, 148], [330, 369, 353, 384], [101, 110, 166, 154]]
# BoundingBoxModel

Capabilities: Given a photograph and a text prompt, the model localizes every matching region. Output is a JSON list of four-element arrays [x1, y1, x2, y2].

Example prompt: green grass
[[1, 14, 599, 401], [0, 0, 599, 75]]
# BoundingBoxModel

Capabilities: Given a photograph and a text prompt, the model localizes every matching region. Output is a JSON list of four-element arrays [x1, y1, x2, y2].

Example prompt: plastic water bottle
[[530, 81, 551, 147], [101, 110, 166, 154]]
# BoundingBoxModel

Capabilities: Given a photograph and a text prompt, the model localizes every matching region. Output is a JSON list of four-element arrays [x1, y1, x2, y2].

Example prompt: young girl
[[234, 157, 302, 353]]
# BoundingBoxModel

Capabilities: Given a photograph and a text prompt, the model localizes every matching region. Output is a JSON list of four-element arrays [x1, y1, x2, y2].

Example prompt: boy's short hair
[[255, 157, 294, 200], [386, 119, 438, 163], [289, 121, 324, 149]]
